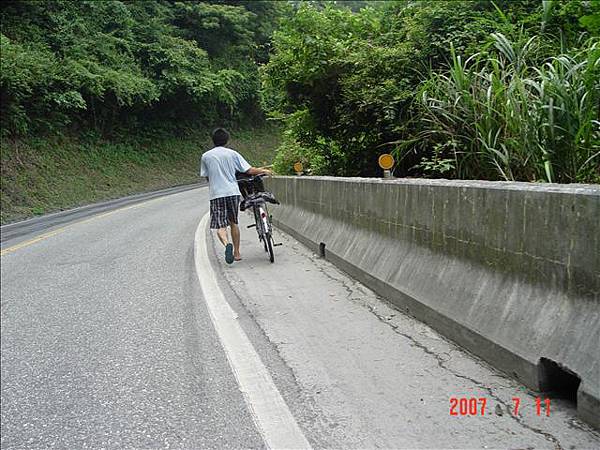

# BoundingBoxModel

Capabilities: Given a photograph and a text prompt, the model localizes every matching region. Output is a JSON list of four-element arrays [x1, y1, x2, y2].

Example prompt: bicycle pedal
[[247, 224, 256, 228], [273, 243, 283, 247]]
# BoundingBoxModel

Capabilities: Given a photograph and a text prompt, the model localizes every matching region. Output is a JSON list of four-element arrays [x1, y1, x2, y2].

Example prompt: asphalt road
[[1, 186, 599, 449], [1, 188, 261, 449]]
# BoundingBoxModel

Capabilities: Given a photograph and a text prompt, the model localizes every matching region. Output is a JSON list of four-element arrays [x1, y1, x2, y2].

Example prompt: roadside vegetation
[[263, 1, 599, 182], [1, 1, 598, 224], [0, 126, 280, 224], [0, 0, 284, 223]]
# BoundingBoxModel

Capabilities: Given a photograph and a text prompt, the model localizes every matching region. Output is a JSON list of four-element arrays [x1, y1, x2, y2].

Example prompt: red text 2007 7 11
[[449, 397, 551, 416]]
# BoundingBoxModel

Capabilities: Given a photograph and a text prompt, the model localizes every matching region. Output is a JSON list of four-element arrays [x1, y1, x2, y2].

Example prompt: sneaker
[[225, 243, 234, 264]]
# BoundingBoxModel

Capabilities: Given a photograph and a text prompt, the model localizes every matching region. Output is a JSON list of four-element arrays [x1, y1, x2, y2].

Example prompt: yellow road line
[[1, 196, 168, 257]]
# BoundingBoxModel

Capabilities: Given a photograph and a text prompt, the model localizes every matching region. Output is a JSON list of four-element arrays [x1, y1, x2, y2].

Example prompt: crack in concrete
[[262, 234, 599, 447], [365, 302, 564, 450], [302, 247, 566, 449]]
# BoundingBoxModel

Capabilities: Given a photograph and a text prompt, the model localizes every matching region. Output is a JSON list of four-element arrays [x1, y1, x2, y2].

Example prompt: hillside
[[1, 126, 281, 224]]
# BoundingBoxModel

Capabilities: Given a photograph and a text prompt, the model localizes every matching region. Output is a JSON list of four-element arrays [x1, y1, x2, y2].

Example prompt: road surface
[[1, 186, 599, 449]]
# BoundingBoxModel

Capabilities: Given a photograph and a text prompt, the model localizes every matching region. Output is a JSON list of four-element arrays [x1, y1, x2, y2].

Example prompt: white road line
[[194, 213, 311, 450]]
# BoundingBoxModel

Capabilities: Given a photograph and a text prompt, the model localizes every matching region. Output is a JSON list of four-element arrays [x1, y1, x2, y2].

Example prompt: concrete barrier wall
[[266, 176, 600, 428]]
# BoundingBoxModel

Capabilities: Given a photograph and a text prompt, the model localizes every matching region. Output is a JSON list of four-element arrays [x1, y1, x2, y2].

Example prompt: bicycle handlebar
[[241, 173, 269, 181]]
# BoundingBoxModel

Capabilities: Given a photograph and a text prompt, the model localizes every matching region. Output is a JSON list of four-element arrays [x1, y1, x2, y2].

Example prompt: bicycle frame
[[252, 201, 270, 239], [238, 174, 279, 263]]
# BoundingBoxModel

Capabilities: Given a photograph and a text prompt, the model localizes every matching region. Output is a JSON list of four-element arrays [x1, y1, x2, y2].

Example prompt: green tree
[[0, 0, 285, 136]]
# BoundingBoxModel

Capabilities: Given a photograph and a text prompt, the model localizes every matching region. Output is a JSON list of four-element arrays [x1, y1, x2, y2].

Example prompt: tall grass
[[420, 34, 600, 183]]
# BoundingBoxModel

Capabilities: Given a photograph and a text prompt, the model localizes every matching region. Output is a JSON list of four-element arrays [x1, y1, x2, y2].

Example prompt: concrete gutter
[[1, 182, 204, 244], [266, 176, 600, 429]]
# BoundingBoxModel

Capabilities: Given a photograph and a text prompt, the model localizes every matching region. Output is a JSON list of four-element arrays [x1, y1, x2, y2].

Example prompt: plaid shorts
[[209, 195, 241, 229]]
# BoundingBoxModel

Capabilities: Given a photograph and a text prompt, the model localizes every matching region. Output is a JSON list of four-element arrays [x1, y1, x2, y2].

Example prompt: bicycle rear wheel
[[258, 205, 270, 253], [265, 232, 274, 263]]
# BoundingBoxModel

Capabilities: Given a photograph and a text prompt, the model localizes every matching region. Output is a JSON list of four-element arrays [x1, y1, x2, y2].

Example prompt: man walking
[[200, 128, 271, 264]]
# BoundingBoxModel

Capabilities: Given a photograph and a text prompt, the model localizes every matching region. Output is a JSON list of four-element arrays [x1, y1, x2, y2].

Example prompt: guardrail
[[266, 176, 600, 429]]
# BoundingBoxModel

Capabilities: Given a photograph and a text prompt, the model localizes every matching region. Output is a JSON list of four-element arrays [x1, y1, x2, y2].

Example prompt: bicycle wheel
[[252, 205, 263, 243], [265, 232, 274, 263], [258, 205, 270, 252]]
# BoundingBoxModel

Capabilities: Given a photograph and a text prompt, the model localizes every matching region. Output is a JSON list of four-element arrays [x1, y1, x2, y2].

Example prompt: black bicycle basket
[[236, 173, 265, 198]]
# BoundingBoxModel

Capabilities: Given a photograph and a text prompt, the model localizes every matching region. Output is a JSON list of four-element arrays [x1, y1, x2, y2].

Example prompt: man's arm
[[233, 151, 271, 176], [245, 166, 272, 176], [199, 155, 209, 181]]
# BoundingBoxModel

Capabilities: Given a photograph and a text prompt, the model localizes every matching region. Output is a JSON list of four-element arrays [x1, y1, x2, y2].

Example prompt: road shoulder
[[209, 210, 600, 449]]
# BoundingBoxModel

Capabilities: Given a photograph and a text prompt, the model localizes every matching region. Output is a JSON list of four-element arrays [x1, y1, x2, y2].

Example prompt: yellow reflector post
[[378, 153, 394, 170]]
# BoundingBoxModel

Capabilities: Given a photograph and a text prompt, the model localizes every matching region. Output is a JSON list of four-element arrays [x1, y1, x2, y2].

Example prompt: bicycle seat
[[245, 192, 279, 204], [240, 191, 279, 211]]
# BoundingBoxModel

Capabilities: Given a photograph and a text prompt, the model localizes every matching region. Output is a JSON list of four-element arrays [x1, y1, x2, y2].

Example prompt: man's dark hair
[[212, 128, 229, 146]]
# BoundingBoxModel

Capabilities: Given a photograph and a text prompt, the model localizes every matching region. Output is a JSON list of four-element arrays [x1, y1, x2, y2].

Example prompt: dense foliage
[[2, 1, 598, 184], [0, 0, 286, 136], [263, 0, 599, 182]]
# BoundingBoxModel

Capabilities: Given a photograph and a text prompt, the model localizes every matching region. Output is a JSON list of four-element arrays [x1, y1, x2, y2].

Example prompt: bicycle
[[237, 174, 281, 263]]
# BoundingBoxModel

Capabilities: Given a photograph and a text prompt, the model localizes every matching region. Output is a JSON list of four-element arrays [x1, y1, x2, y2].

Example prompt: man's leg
[[219, 225, 234, 265], [211, 197, 234, 263], [230, 223, 241, 260], [227, 195, 242, 261], [216, 228, 229, 246]]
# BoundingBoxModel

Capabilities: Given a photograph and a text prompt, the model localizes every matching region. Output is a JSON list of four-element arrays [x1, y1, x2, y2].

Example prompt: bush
[[419, 35, 600, 183]]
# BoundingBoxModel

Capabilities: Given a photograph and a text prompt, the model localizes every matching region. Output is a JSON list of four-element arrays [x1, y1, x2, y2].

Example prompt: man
[[200, 128, 272, 264]]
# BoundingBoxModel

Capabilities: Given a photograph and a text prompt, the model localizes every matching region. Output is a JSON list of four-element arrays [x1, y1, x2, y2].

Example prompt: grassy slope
[[0, 126, 281, 224]]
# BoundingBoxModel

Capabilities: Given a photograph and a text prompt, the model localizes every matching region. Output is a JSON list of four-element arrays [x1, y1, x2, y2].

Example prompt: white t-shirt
[[200, 146, 251, 200]]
